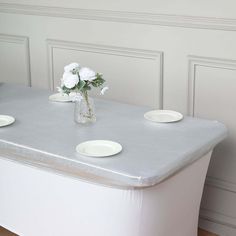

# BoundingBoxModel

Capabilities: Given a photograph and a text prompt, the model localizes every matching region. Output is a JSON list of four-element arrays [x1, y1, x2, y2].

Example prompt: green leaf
[[77, 80, 86, 90], [91, 76, 105, 87], [82, 84, 91, 91], [62, 85, 71, 95]]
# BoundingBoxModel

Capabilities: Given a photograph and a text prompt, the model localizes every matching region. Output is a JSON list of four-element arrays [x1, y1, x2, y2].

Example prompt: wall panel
[[188, 55, 236, 232], [0, 34, 31, 85], [47, 39, 163, 107]]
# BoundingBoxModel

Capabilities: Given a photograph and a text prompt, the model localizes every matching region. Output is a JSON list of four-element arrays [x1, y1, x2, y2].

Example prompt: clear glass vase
[[74, 93, 96, 124]]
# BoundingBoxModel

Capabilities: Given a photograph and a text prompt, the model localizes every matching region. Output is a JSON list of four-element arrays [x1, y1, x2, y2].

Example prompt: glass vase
[[74, 93, 96, 124]]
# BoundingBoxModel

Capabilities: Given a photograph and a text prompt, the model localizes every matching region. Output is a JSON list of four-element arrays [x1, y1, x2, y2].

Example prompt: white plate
[[144, 110, 183, 123], [49, 93, 72, 102], [76, 140, 122, 157], [0, 115, 15, 127]]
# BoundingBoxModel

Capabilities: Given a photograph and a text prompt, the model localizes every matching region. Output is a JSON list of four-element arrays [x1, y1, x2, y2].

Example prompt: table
[[0, 83, 226, 236]]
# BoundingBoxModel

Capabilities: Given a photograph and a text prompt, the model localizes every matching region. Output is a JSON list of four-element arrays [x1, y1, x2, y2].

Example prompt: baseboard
[[199, 218, 236, 236]]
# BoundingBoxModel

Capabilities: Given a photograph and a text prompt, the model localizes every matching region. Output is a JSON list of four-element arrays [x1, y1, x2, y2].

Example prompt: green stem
[[83, 91, 92, 118]]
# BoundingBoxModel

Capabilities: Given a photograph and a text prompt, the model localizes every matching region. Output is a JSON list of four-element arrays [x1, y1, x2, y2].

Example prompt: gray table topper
[[0, 83, 227, 188]]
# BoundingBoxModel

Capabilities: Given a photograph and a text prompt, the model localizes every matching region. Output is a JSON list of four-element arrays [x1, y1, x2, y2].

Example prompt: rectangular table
[[0, 83, 226, 236]]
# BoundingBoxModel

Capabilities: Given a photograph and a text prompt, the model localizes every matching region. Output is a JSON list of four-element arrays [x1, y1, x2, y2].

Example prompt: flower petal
[[100, 86, 109, 95], [63, 74, 79, 89], [79, 67, 96, 81], [69, 92, 83, 102], [64, 63, 80, 72]]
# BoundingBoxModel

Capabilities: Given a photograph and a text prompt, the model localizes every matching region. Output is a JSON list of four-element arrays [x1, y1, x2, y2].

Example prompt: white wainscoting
[[47, 39, 163, 107], [0, 2, 236, 31], [0, 1, 236, 235], [0, 34, 31, 85], [188, 55, 236, 233]]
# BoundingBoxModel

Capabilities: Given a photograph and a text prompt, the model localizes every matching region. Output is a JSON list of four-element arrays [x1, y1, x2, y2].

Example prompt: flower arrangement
[[58, 62, 108, 100], [58, 62, 108, 123]]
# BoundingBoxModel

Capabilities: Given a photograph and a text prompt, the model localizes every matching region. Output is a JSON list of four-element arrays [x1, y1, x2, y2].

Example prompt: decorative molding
[[205, 176, 236, 194], [0, 3, 236, 31], [188, 55, 236, 231], [46, 39, 163, 108], [188, 55, 236, 116], [188, 55, 236, 189], [200, 208, 236, 229], [0, 34, 31, 86], [188, 55, 236, 229], [200, 176, 236, 229]]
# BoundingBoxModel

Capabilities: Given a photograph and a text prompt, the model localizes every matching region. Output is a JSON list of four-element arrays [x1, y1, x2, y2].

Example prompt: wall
[[0, 1, 236, 234]]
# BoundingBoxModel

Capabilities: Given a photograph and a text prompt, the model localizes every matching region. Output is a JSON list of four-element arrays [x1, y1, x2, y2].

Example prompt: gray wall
[[0, 1, 236, 235]]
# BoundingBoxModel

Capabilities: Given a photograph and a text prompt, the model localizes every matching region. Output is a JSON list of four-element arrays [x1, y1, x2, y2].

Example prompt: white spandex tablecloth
[[0, 83, 227, 236], [0, 83, 227, 188]]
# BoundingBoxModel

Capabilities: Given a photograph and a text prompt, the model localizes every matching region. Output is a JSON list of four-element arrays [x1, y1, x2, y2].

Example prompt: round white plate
[[144, 110, 183, 123], [49, 93, 72, 102], [0, 115, 15, 127], [76, 140, 122, 157]]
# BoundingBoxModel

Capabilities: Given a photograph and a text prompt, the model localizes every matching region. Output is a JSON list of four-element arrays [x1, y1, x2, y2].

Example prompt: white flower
[[63, 72, 71, 80], [63, 72, 79, 89], [64, 63, 80, 73], [79, 67, 96, 81], [69, 92, 83, 102], [100, 86, 109, 95]]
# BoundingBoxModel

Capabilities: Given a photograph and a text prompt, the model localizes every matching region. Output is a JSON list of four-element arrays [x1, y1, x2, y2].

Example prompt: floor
[[0, 227, 17, 236], [198, 228, 218, 236], [0, 226, 218, 236]]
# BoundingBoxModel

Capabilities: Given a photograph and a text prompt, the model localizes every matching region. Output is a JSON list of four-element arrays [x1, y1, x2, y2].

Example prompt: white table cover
[[0, 83, 227, 188]]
